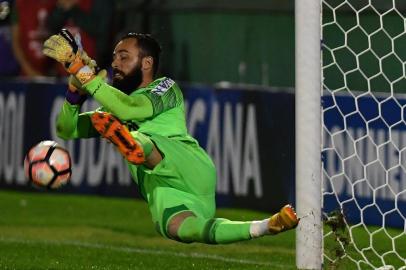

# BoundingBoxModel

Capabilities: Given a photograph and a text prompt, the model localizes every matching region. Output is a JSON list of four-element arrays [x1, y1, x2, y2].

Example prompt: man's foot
[[90, 112, 145, 164], [268, 204, 299, 234]]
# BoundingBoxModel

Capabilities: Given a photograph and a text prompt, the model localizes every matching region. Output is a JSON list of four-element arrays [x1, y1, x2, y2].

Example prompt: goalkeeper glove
[[43, 29, 96, 84]]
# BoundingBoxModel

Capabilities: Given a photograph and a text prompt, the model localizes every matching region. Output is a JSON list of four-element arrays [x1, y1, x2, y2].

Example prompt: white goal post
[[296, 0, 406, 269], [295, 0, 322, 269]]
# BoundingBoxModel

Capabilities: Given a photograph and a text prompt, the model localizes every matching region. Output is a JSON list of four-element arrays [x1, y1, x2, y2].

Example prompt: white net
[[322, 0, 406, 269]]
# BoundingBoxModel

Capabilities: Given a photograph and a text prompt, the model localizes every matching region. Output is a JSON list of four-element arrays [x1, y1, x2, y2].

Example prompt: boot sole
[[90, 112, 145, 164]]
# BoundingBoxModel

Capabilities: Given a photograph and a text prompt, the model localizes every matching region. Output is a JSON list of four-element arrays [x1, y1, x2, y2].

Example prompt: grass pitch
[[0, 190, 296, 270]]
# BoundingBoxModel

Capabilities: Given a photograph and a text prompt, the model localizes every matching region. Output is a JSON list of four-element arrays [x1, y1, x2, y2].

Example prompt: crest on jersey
[[151, 78, 175, 96]]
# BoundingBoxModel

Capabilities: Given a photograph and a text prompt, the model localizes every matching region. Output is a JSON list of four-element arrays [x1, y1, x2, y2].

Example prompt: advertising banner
[[0, 80, 295, 213]]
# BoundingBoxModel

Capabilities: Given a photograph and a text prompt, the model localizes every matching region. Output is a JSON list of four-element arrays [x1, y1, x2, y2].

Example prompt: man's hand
[[43, 29, 79, 68], [43, 29, 96, 83]]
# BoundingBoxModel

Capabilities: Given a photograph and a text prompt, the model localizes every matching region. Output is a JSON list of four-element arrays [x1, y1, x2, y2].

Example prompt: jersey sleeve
[[56, 100, 100, 140], [83, 76, 154, 121], [141, 78, 183, 116]]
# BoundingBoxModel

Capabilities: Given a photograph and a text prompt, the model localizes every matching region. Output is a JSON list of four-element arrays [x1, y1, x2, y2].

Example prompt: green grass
[[323, 222, 406, 270], [0, 190, 296, 270], [2, 190, 404, 269]]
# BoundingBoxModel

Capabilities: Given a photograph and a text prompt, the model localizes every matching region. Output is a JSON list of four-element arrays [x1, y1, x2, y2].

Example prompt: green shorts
[[149, 187, 215, 238], [129, 133, 217, 237]]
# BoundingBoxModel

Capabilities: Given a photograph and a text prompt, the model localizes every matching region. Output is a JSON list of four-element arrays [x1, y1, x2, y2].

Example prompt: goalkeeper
[[44, 29, 299, 244]]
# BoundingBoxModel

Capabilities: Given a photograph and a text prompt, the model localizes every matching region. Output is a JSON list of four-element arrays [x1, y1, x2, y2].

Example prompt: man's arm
[[42, 30, 175, 122], [56, 100, 100, 140], [82, 76, 154, 121]]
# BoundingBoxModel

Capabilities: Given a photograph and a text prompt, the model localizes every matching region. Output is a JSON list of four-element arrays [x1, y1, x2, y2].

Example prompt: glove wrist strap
[[75, 65, 95, 84]]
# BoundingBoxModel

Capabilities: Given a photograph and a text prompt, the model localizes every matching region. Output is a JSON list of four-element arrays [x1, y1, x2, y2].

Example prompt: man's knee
[[166, 211, 219, 244], [167, 211, 196, 241]]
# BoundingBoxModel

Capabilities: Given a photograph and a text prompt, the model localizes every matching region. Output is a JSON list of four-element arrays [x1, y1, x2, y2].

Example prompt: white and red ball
[[24, 141, 72, 189]]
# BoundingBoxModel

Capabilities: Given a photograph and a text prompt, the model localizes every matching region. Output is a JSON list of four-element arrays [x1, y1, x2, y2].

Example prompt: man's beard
[[112, 65, 143, 94]]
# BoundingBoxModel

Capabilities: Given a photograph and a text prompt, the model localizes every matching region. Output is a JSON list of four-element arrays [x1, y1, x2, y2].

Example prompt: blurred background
[[0, 0, 297, 213]]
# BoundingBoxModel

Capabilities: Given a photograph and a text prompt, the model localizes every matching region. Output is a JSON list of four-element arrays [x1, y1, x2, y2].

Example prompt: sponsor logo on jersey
[[151, 78, 175, 96]]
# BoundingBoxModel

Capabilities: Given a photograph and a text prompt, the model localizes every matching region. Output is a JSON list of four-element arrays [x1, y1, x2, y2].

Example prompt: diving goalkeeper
[[43, 29, 299, 244]]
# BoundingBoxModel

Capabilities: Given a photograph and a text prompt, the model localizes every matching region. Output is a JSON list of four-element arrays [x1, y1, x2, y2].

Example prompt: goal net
[[322, 0, 406, 269]]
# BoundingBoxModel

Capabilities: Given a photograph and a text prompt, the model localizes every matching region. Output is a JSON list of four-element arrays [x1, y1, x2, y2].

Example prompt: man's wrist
[[82, 75, 103, 96], [74, 65, 95, 84]]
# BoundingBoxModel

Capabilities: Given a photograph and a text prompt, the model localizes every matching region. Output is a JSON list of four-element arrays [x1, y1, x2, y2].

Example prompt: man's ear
[[142, 56, 153, 71]]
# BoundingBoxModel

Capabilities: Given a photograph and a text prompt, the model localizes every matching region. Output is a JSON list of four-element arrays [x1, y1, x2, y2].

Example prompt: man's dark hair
[[120, 33, 161, 75]]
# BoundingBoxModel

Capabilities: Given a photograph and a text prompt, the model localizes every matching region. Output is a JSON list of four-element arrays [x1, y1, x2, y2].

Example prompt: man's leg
[[168, 205, 299, 244], [175, 212, 251, 244]]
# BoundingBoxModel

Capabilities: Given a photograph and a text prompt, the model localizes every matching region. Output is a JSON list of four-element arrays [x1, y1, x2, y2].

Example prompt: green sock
[[177, 216, 252, 244]]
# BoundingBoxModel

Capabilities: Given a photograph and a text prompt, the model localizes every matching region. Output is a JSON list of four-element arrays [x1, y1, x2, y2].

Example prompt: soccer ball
[[24, 140, 72, 189]]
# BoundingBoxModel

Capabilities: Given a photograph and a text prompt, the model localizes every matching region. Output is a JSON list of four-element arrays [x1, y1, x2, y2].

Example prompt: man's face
[[111, 38, 143, 93]]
